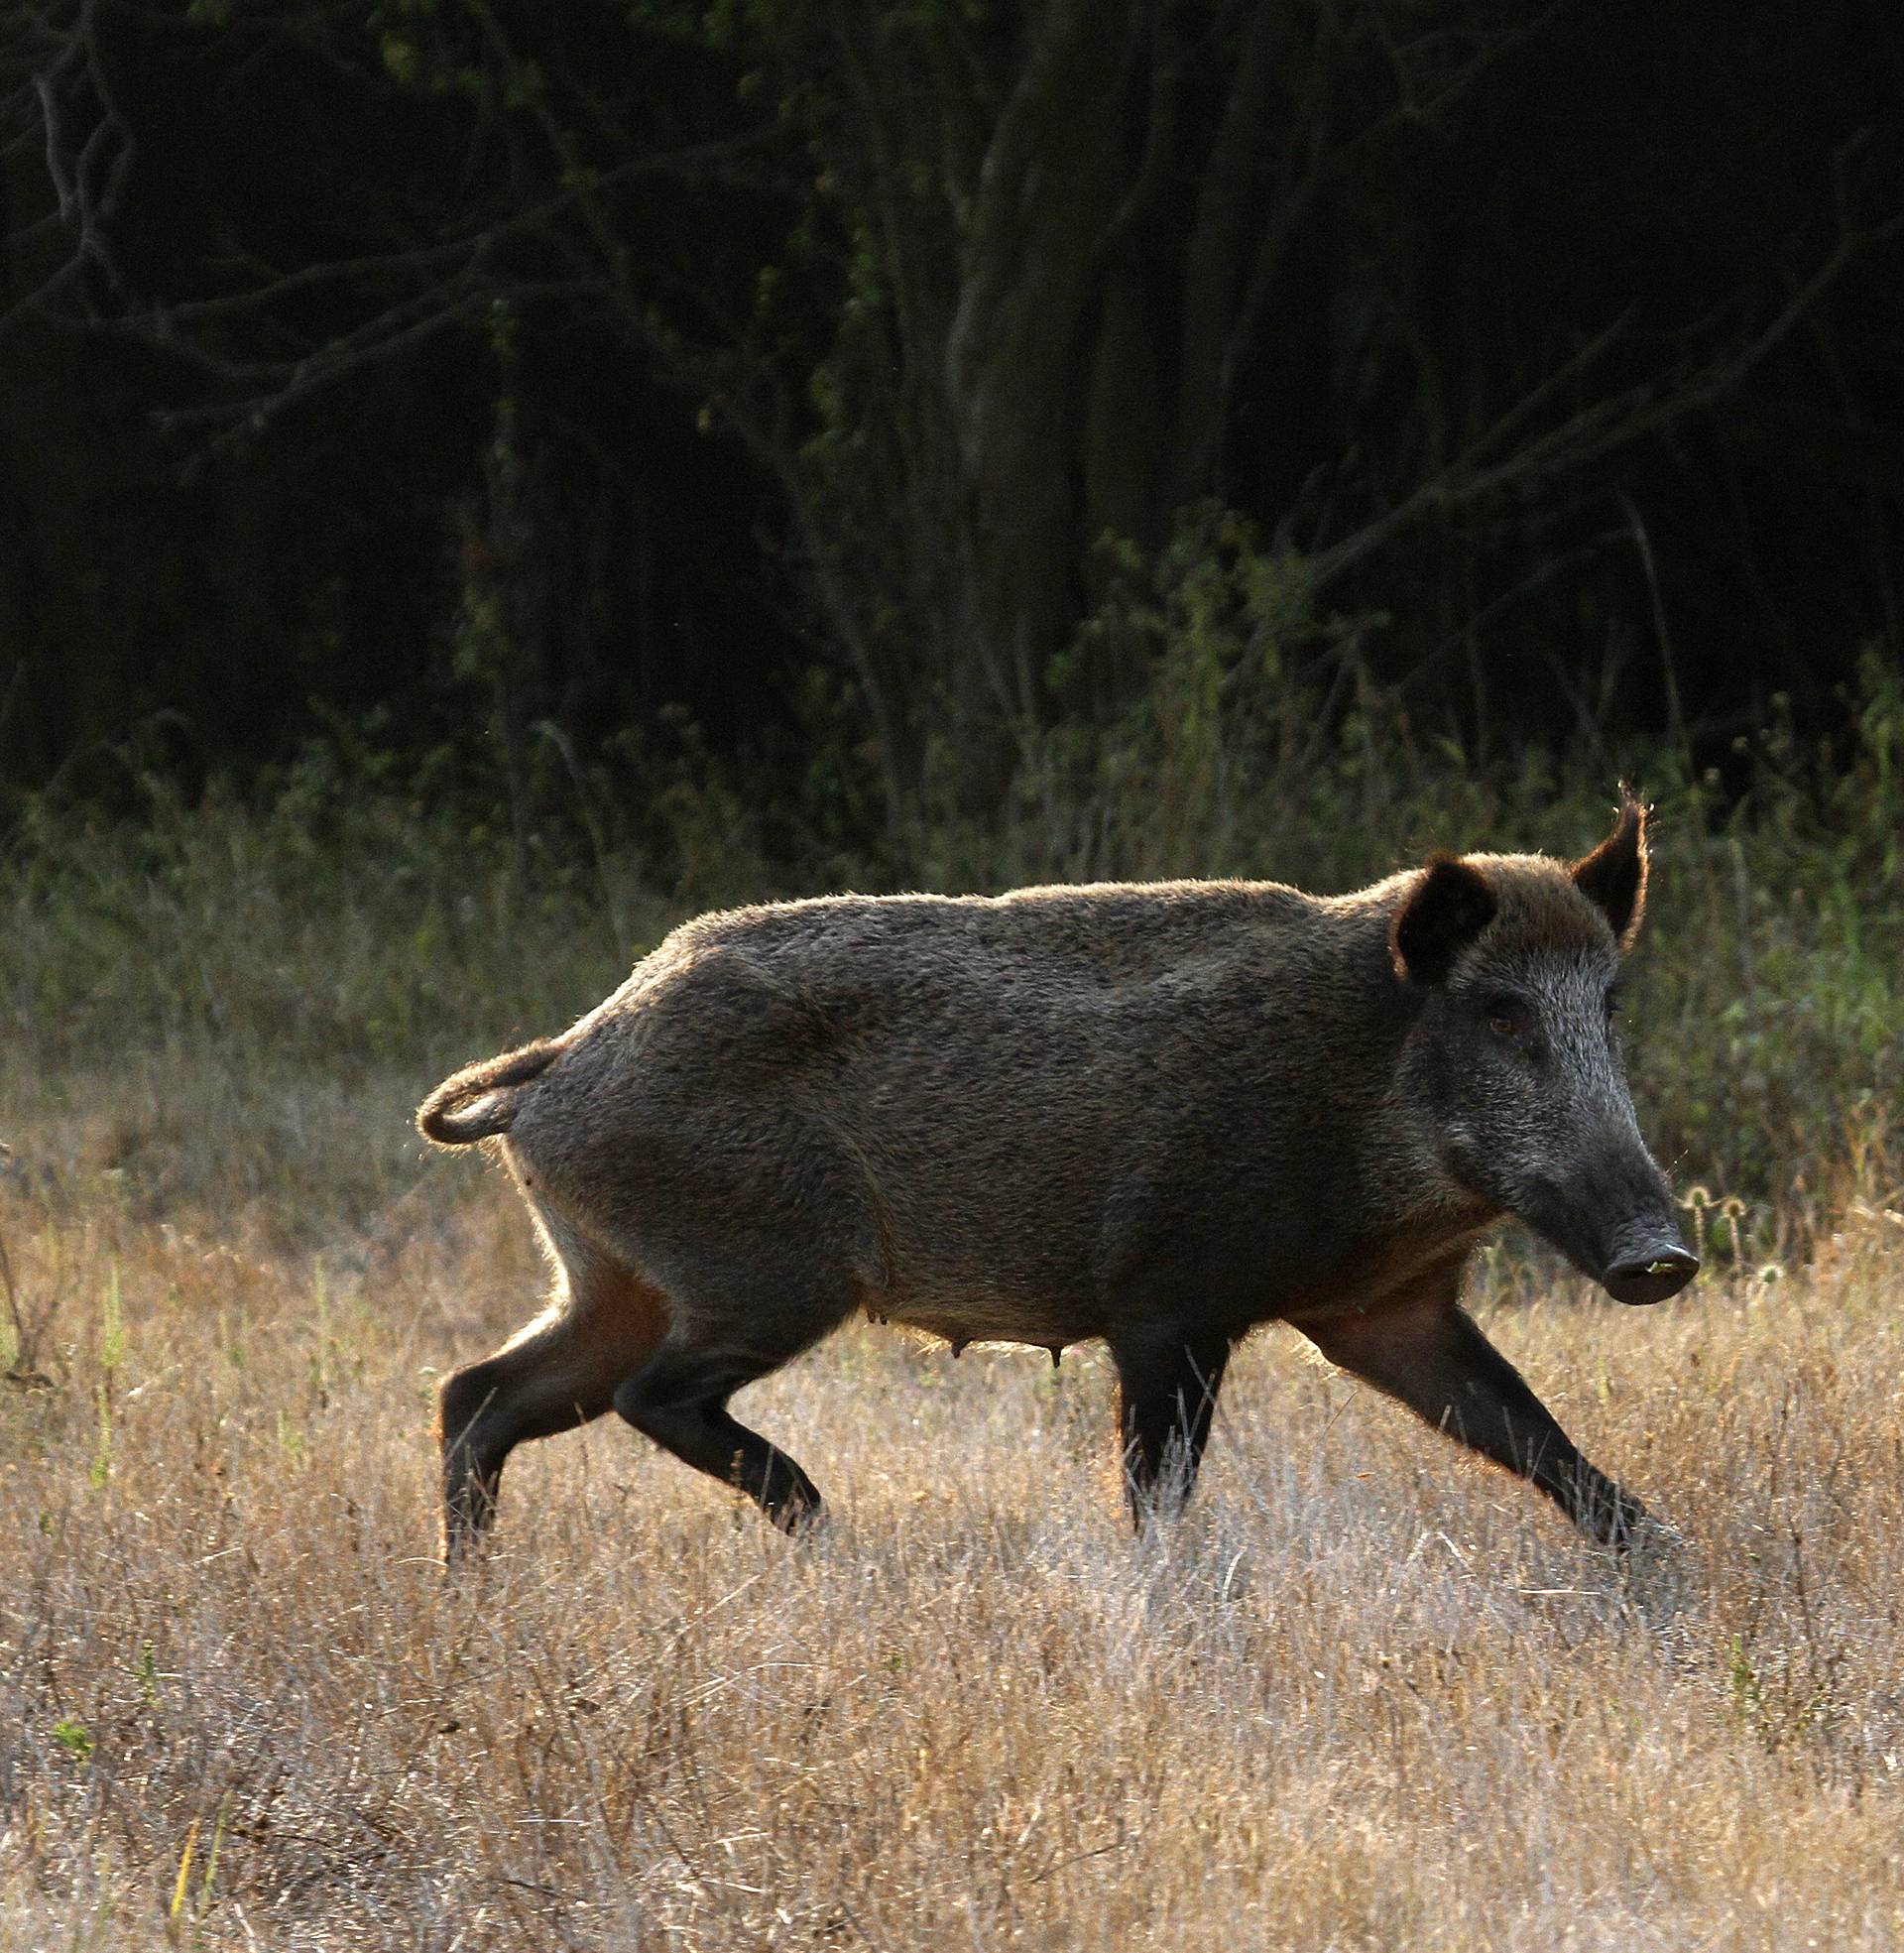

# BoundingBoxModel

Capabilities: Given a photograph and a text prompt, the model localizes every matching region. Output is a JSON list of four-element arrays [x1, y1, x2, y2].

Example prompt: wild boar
[[419, 795, 1696, 1561]]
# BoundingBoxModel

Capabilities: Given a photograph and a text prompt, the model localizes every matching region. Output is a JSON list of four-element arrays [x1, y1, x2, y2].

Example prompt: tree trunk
[[940, 0, 1131, 759]]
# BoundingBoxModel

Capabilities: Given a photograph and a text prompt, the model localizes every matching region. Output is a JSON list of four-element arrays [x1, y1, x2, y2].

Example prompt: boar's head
[[1389, 793, 1699, 1305]]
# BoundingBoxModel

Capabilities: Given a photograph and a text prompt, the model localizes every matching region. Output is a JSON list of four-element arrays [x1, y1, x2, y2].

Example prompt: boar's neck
[[1288, 899, 1503, 1312]]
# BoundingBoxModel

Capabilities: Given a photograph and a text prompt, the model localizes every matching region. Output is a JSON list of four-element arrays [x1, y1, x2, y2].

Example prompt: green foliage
[[49, 1717, 92, 1766]]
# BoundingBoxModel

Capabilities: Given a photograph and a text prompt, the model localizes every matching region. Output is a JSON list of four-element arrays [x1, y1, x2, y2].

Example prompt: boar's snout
[[1602, 1243, 1700, 1306], [1511, 1156, 1701, 1307]]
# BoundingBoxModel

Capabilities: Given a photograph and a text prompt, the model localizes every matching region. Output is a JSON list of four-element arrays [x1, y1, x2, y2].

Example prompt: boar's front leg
[[1109, 1328, 1233, 1527], [1299, 1287, 1648, 1546]]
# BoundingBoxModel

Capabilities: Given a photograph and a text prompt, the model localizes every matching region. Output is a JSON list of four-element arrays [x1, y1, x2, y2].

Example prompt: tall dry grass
[[5, 1160, 1904, 1950]]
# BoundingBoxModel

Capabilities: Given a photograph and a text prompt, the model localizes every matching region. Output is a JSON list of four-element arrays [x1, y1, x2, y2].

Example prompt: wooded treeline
[[3, 1, 1901, 852]]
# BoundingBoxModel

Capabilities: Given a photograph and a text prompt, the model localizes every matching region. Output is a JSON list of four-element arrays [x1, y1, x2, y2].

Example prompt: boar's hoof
[[1602, 1248, 1699, 1306], [1607, 1511, 1686, 1584]]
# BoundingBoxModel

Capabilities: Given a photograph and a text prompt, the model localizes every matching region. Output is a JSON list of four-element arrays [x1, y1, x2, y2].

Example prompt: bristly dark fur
[[420, 798, 1695, 1566]]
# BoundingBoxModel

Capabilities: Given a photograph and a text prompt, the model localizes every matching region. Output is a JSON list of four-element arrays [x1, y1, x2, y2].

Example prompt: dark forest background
[[3, 0, 1903, 863]]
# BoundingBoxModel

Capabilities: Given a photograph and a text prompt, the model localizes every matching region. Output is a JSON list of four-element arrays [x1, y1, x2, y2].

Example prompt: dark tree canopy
[[3, 0, 1901, 841]]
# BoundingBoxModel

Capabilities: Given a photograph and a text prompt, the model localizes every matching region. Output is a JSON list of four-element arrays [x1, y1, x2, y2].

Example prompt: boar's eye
[[1605, 981, 1624, 1019], [1482, 994, 1529, 1040]]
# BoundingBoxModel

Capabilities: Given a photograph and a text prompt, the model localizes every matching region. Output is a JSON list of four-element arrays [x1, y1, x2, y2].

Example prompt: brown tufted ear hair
[[1571, 790, 1649, 949], [1389, 855, 1498, 985]]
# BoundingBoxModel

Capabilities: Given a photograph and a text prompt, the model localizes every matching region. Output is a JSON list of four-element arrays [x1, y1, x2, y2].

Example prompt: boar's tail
[[416, 1038, 563, 1147]]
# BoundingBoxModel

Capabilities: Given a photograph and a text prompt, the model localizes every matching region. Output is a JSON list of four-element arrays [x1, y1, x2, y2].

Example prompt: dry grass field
[[3, 769, 1901, 1950], [6, 1141, 1904, 1951]]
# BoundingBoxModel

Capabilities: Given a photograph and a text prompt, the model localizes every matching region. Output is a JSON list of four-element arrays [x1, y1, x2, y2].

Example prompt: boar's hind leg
[[1300, 1295, 1647, 1546], [1110, 1329, 1233, 1527], [614, 1336, 825, 1533], [439, 1250, 669, 1564]]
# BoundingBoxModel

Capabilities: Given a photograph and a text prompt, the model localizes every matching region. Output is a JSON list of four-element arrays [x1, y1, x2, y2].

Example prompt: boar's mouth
[[1601, 1247, 1700, 1305]]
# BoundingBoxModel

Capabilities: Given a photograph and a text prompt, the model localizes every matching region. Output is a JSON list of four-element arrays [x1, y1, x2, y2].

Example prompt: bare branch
[[1309, 177, 1904, 592]]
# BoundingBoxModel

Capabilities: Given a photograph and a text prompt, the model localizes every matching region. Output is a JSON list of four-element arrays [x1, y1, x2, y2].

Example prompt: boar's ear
[[1390, 856, 1497, 985], [1572, 791, 1649, 949]]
